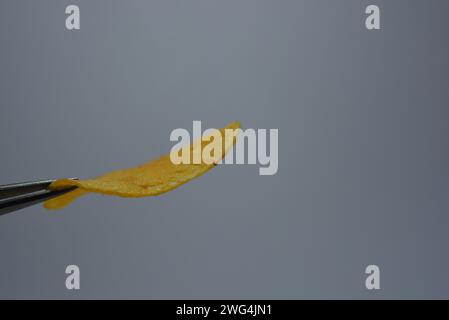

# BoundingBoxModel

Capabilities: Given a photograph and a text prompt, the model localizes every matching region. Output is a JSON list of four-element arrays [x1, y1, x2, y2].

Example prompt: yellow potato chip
[[44, 121, 240, 210]]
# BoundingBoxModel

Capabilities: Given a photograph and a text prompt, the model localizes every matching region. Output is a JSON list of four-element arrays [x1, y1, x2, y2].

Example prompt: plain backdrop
[[1, 0, 449, 298]]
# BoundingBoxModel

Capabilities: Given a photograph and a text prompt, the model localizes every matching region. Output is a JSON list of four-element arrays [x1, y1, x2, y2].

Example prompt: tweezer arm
[[0, 179, 77, 216]]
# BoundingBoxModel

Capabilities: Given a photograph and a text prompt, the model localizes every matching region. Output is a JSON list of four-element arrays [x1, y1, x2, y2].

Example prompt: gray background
[[1, 0, 448, 299]]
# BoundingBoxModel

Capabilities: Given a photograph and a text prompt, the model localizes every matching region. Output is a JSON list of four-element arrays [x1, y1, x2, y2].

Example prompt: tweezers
[[0, 179, 78, 216]]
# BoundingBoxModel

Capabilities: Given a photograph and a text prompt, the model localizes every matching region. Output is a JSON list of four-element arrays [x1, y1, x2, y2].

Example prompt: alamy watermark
[[169, 121, 279, 176]]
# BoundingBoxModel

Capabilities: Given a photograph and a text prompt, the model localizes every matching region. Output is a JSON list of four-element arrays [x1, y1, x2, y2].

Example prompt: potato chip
[[44, 121, 240, 210]]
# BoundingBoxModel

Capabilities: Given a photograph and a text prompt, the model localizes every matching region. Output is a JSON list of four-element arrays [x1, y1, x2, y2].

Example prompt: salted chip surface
[[44, 122, 240, 210]]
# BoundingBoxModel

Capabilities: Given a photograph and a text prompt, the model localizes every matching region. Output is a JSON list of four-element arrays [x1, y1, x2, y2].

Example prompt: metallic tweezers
[[0, 179, 78, 216]]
